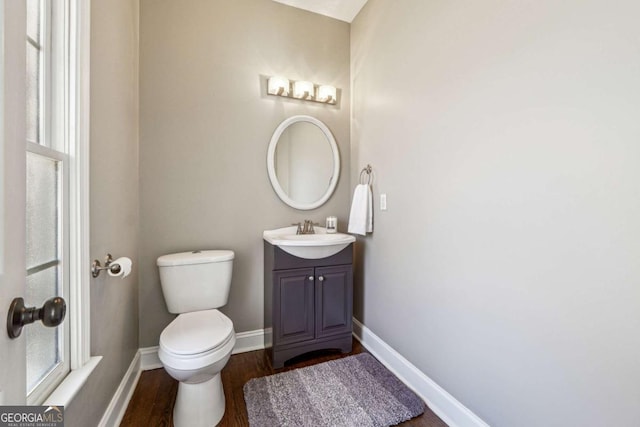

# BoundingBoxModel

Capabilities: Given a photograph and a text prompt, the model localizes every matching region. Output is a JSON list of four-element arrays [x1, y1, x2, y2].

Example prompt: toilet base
[[173, 373, 225, 427]]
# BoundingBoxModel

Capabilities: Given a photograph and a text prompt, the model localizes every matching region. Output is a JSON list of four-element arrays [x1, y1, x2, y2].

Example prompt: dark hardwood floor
[[120, 339, 447, 426]]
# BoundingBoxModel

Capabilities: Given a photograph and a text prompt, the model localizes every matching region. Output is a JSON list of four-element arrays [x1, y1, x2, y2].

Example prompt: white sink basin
[[263, 226, 355, 259]]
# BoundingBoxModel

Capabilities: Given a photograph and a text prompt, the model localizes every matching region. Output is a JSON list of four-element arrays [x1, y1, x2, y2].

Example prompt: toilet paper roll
[[108, 257, 132, 279]]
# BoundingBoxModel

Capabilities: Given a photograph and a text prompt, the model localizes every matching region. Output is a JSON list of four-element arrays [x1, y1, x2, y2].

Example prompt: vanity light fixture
[[266, 76, 337, 105]]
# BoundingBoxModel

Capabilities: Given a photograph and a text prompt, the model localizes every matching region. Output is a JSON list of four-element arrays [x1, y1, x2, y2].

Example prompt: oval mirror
[[267, 115, 340, 210]]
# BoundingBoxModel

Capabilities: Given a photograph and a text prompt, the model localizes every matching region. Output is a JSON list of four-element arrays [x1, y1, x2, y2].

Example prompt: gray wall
[[351, 1, 640, 426], [138, 0, 350, 347], [66, 0, 140, 424]]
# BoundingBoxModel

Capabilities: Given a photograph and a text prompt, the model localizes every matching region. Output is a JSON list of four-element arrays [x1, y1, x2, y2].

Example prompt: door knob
[[318, 276, 324, 282], [7, 296, 66, 339], [308, 276, 314, 281]]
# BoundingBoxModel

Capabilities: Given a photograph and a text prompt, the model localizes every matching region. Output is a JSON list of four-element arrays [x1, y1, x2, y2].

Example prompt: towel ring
[[359, 164, 373, 185]]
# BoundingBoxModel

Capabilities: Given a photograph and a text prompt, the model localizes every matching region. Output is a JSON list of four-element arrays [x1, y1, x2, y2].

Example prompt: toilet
[[157, 250, 236, 427]]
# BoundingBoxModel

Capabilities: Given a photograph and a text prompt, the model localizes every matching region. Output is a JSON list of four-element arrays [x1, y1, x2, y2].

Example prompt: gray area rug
[[243, 353, 426, 426]]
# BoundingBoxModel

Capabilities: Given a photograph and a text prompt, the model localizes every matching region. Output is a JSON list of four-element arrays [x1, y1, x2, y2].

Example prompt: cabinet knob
[[308, 276, 314, 281], [318, 276, 324, 282]]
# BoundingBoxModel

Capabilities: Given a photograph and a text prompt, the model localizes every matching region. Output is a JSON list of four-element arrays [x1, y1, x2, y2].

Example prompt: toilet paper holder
[[91, 253, 123, 278]]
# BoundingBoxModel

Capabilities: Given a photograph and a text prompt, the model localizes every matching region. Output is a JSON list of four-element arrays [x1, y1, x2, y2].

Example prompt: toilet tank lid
[[157, 250, 234, 267]]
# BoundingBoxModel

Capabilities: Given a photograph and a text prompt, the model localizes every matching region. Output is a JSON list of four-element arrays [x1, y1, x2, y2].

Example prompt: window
[[25, 0, 94, 405], [25, 0, 70, 404]]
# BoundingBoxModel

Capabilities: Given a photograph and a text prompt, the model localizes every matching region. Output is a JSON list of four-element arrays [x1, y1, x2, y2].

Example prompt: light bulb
[[293, 81, 314, 99], [267, 76, 290, 96], [317, 85, 337, 103]]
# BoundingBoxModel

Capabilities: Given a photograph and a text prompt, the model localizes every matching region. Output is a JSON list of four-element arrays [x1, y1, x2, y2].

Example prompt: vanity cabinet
[[264, 242, 353, 368]]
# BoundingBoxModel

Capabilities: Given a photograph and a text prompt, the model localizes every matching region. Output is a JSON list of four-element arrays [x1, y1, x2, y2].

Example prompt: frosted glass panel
[[26, 43, 40, 144], [26, 266, 61, 393], [26, 152, 59, 269]]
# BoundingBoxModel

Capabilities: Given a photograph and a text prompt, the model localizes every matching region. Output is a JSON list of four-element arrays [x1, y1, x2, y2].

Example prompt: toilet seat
[[159, 309, 235, 371], [161, 309, 233, 354]]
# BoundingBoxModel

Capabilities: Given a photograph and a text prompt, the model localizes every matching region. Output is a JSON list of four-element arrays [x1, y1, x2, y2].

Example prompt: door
[[315, 265, 353, 339], [0, 0, 28, 404], [273, 268, 315, 346]]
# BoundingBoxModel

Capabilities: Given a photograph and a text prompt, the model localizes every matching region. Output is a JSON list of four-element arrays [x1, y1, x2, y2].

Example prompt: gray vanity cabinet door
[[315, 265, 353, 339], [273, 268, 315, 346]]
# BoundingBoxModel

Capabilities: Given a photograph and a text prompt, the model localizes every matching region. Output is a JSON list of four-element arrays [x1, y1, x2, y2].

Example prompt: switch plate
[[380, 194, 387, 211]]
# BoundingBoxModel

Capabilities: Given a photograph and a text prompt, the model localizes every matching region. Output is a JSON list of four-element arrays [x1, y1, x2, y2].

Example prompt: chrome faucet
[[293, 220, 317, 234], [302, 220, 316, 234]]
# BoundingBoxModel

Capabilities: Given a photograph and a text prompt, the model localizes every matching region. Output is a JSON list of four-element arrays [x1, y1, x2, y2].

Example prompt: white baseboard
[[97, 351, 141, 427], [352, 318, 489, 427], [232, 328, 266, 354], [139, 346, 162, 371]]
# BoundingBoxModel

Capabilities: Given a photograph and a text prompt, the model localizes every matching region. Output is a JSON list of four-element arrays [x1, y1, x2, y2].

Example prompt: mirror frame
[[267, 115, 340, 210]]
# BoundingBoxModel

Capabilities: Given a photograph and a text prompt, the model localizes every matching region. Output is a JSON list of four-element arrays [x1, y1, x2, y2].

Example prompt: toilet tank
[[157, 250, 234, 314]]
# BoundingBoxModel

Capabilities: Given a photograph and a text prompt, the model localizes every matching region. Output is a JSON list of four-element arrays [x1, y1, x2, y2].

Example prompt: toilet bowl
[[157, 250, 235, 427], [159, 309, 235, 426]]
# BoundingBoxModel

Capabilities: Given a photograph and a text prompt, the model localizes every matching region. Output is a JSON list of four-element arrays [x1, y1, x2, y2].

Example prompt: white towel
[[348, 184, 373, 236]]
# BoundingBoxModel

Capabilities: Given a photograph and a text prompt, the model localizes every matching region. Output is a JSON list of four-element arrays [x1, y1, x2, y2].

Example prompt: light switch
[[380, 194, 387, 211]]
